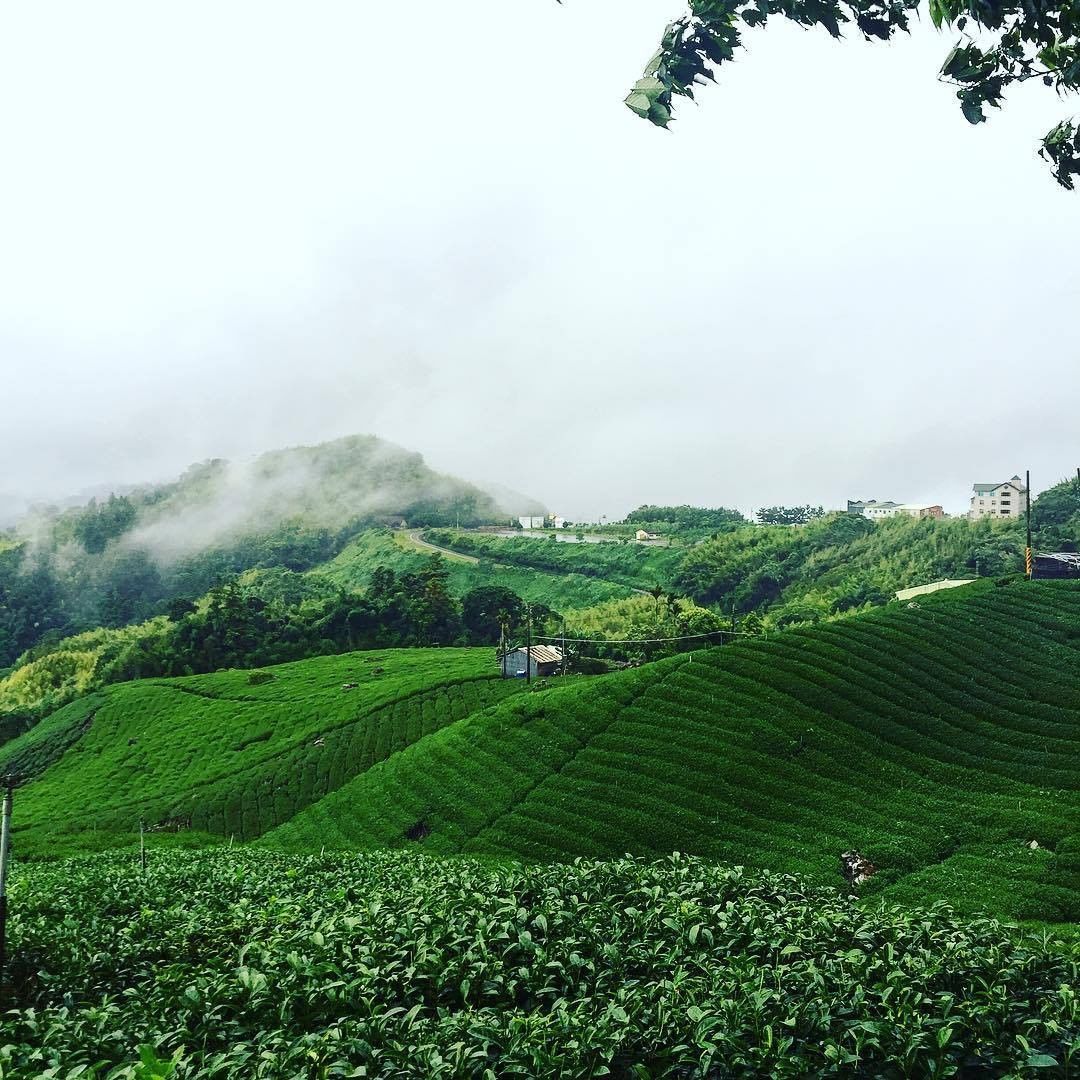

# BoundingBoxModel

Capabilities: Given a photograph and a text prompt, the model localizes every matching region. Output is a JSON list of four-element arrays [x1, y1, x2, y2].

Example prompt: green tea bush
[[5, 849, 1078, 1078]]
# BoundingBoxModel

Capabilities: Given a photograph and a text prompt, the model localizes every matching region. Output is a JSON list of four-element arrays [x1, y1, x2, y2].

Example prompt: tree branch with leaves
[[625, 0, 1080, 187]]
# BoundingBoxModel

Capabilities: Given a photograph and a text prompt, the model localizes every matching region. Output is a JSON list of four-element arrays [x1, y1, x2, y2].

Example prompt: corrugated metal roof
[[503, 645, 563, 664], [1037, 552, 1080, 567]]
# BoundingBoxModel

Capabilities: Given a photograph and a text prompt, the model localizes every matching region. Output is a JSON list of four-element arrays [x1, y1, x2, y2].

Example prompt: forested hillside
[[0, 531, 635, 732], [423, 513, 1026, 629], [677, 512, 1024, 624], [0, 435, 512, 667]]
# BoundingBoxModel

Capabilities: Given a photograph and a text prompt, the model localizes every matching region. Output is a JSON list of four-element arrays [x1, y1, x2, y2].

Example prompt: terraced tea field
[[5, 580, 1080, 922], [0, 648, 527, 857], [268, 581, 1080, 922]]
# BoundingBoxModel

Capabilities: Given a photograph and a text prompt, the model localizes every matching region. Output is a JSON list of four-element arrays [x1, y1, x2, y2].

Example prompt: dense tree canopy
[[624, 504, 747, 529], [756, 504, 826, 526], [627, 0, 1080, 187]]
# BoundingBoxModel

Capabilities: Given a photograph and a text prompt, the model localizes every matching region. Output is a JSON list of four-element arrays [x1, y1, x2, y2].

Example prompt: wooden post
[[0, 778, 14, 990]]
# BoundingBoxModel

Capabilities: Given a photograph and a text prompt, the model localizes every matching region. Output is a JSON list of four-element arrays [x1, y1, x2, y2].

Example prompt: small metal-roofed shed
[[498, 644, 564, 678], [1034, 553, 1080, 579]]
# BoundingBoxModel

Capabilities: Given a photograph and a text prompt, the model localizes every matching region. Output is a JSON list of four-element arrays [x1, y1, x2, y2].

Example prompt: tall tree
[[627, 0, 1080, 187]]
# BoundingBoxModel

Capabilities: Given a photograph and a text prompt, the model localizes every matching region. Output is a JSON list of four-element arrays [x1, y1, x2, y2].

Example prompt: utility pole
[[497, 613, 509, 680], [561, 618, 567, 677], [1026, 469, 1033, 580], [525, 605, 532, 685], [0, 777, 13, 991]]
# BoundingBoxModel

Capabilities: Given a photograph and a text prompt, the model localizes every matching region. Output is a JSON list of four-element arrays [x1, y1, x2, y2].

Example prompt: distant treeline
[[0, 557, 559, 733], [623, 505, 747, 529]]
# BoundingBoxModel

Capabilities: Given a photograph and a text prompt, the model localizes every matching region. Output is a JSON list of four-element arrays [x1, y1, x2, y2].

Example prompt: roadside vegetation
[[422, 528, 685, 590]]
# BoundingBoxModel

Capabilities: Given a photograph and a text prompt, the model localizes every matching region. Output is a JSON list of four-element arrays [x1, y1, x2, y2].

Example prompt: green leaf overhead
[[628, 0, 1080, 187]]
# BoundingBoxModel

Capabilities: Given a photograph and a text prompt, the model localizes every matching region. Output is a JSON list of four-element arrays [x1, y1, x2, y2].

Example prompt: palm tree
[[649, 584, 665, 617]]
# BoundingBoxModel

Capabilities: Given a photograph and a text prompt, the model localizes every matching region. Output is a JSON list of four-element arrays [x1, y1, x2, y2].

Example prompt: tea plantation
[[0, 648, 527, 858], [4, 581, 1080, 1076], [268, 581, 1080, 923], [6, 849, 1078, 1078]]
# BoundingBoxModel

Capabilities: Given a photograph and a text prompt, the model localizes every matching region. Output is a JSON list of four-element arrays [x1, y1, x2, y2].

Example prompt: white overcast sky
[[1, 1, 1077, 520]]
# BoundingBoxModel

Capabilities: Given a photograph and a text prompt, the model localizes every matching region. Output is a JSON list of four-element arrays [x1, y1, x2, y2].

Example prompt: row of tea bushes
[[6, 849, 1078, 1078]]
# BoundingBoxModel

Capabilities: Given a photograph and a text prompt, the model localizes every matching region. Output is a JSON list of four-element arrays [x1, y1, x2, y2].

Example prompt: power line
[[534, 628, 753, 646]]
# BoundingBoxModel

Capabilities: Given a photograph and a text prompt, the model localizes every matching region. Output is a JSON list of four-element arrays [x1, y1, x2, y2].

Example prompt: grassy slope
[[0, 648, 527, 857], [316, 529, 634, 610], [268, 581, 1080, 922], [420, 529, 684, 590]]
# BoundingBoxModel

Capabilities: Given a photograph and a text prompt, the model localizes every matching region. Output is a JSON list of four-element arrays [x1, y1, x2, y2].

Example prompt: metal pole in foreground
[[525, 607, 532, 685], [1026, 469, 1033, 580], [0, 778, 14, 990]]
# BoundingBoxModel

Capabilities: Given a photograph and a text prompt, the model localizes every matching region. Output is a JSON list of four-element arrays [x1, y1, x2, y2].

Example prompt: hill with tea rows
[[0, 647, 527, 858], [269, 580, 1080, 923]]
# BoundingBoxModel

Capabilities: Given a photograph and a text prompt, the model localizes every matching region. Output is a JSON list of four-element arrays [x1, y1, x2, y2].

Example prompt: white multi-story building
[[969, 475, 1026, 520], [849, 500, 945, 521]]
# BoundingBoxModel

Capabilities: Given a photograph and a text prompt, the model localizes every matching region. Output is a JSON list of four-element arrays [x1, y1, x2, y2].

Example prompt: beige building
[[896, 503, 944, 519], [859, 501, 944, 521], [969, 475, 1026, 520]]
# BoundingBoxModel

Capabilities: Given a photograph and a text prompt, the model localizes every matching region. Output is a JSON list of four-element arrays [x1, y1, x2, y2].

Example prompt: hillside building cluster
[[846, 474, 1030, 523], [846, 500, 944, 520]]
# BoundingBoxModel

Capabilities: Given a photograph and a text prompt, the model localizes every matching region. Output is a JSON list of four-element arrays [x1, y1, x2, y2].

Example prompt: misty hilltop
[[0, 434, 542, 667], [14, 434, 523, 558]]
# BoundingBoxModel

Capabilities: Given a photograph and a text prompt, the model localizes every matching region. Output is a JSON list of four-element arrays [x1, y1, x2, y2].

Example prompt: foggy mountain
[[10, 434, 534, 561]]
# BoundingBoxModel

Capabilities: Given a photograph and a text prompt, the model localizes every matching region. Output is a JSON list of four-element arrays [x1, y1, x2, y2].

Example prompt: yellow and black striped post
[[1025, 470, 1033, 579]]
